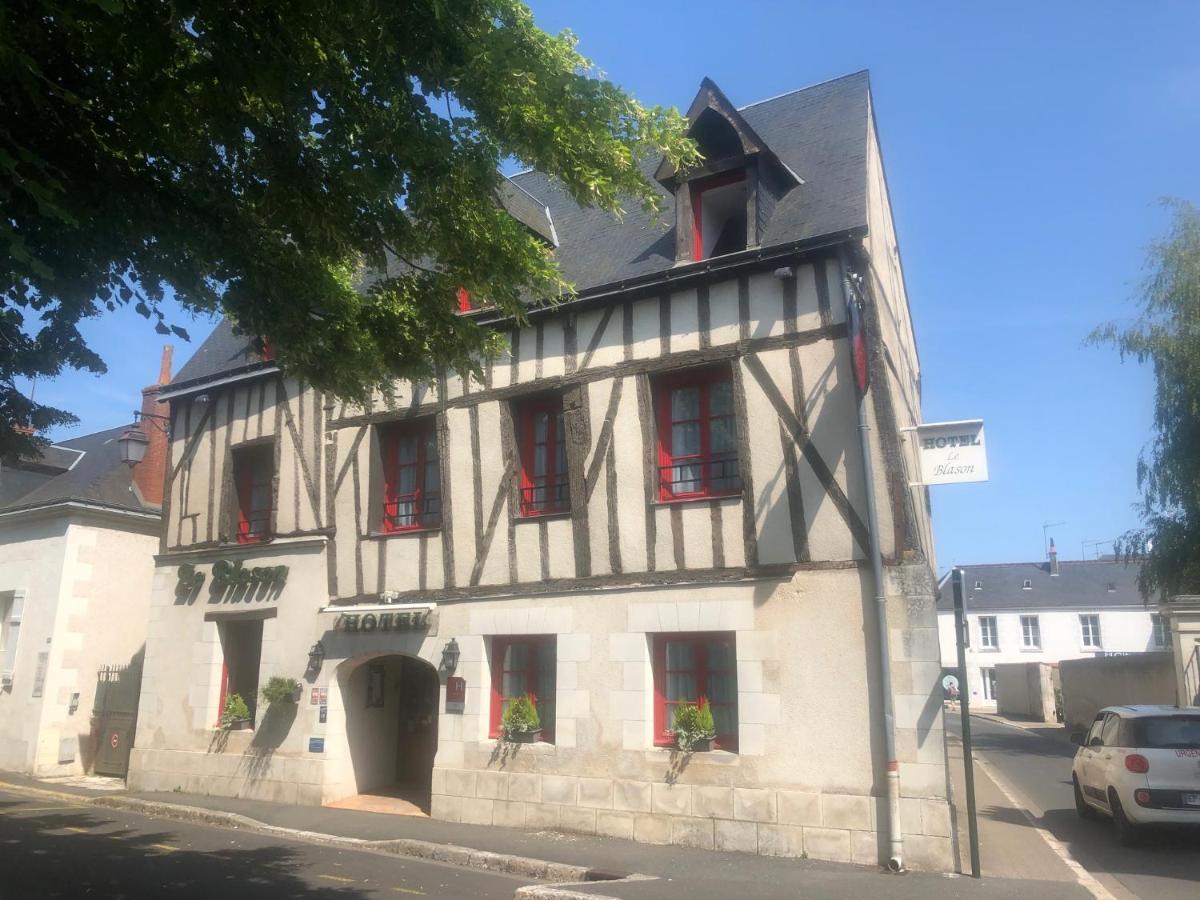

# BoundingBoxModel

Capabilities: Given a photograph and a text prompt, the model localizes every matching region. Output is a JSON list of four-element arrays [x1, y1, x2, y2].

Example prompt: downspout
[[839, 246, 904, 872]]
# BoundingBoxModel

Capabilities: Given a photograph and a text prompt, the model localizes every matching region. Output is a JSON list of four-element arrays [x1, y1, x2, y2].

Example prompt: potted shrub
[[220, 693, 252, 730], [501, 694, 542, 743], [671, 699, 717, 752], [261, 676, 302, 706]]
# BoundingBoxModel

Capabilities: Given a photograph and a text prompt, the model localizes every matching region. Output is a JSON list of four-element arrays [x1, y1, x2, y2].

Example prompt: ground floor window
[[652, 632, 738, 751], [218, 618, 263, 725], [490, 636, 556, 743], [982, 667, 997, 701]]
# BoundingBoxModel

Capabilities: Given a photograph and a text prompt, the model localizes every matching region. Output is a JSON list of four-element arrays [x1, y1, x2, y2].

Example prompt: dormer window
[[1022, 579, 1032, 590], [656, 78, 803, 266], [691, 171, 747, 260]]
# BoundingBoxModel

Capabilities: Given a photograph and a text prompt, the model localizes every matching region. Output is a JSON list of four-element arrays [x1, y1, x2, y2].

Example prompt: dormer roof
[[654, 77, 802, 191]]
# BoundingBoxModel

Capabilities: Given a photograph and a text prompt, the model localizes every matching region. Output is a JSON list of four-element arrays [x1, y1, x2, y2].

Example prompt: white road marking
[[971, 747, 1118, 900]]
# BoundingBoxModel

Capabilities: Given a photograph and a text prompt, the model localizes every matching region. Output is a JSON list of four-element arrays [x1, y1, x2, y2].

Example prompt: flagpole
[[840, 247, 904, 872]]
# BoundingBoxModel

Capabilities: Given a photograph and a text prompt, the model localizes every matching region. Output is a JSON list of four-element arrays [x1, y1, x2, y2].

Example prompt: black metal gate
[[92, 661, 143, 777]]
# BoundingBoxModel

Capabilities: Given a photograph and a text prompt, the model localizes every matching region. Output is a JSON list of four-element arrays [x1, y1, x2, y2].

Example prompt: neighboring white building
[[0, 353, 171, 777], [936, 548, 1163, 710]]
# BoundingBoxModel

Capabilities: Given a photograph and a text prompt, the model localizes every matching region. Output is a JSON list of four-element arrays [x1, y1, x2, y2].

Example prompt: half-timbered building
[[128, 71, 953, 870]]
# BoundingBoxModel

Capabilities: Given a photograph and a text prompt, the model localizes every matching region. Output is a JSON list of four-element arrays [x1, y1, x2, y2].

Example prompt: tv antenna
[[1042, 521, 1065, 558]]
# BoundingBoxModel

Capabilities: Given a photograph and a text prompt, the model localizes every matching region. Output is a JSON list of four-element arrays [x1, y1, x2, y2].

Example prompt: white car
[[1071, 705, 1200, 844]]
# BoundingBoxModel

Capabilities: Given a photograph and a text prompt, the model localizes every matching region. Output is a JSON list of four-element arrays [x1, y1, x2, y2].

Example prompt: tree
[[1090, 198, 1200, 602], [0, 0, 698, 458]]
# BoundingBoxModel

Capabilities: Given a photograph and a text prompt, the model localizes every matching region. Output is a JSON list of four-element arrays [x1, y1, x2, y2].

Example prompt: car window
[[1101, 714, 1121, 747], [1131, 716, 1200, 750], [1086, 716, 1106, 747]]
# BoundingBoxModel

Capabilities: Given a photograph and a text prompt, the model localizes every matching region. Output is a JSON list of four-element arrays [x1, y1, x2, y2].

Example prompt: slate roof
[[0, 425, 158, 516], [168, 71, 872, 390], [935, 560, 1145, 612]]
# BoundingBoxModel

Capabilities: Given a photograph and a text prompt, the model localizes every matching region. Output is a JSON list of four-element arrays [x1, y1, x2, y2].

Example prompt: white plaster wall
[[0, 511, 157, 776], [937, 607, 1164, 706]]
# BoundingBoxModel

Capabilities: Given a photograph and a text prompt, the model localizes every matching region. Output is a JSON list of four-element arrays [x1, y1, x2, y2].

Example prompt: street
[[0, 787, 531, 899], [948, 713, 1200, 900]]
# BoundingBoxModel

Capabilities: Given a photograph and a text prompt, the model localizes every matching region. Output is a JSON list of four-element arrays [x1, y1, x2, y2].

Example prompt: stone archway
[[334, 653, 439, 815]]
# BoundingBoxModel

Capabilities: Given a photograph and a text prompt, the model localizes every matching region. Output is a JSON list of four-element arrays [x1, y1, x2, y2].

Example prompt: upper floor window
[[516, 396, 569, 517], [232, 444, 273, 544], [1080, 614, 1103, 649], [0, 591, 23, 681], [691, 170, 747, 260], [978, 616, 998, 650], [655, 367, 741, 501], [1152, 613, 1168, 648], [1020, 615, 1041, 650], [456, 287, 475, 313], [380, 419, 442, 532]]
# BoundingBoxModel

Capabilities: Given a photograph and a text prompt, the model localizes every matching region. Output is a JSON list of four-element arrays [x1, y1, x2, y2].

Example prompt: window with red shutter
[[456, 287, 474, 312], [380, 418, 442, 532], [515, 396, 570, 516], [489, 636, 556, 743], [232, 444, 273, 544], [652, 632, 738, 751], [654, 366, 741, 500], [690, 170, 747, 260]]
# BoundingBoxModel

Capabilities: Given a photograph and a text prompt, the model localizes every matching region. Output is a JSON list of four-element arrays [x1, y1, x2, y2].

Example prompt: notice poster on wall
[[445, 676, 466, 714]]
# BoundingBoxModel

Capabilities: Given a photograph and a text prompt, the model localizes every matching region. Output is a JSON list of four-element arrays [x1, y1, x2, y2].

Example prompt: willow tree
[[1091, 199, 1200, 602], [0, 0, 698, 457]]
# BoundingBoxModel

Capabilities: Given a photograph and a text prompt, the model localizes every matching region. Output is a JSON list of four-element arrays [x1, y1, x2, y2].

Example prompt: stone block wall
[[431, 768, 952, 870]]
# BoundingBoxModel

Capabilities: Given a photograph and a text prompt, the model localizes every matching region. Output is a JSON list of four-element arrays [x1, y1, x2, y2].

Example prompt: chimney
[[131, 346, 173, 507], [1049, 538, 1060, 577]]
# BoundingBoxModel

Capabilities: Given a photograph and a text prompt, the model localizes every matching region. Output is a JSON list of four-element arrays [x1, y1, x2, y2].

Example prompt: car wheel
[[1073, 776, 1096, 820], [1109, 790, 1139, 847]]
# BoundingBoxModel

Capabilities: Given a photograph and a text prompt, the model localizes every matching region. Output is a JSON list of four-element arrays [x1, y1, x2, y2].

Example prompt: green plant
[[261, 676, 301, 706], [220, 693, 250, 728], [671, 699, 716, 752], [501, 694, 541, 736]]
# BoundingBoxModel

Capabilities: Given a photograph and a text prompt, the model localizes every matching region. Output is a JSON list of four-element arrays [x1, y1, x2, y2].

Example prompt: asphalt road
[[0, 787, 532, 899], [948, 712, 1200, 900]]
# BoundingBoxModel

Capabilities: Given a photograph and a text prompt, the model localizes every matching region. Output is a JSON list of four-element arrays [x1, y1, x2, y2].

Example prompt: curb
[[1, 779, 629, 887]]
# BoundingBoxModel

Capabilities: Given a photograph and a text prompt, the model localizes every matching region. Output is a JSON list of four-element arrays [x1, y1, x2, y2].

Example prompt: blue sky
[[38, 0, 1199, 572]]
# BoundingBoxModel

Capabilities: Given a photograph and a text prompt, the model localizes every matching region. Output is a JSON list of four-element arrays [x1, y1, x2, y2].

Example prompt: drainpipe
[[839, 246, 904, 872]]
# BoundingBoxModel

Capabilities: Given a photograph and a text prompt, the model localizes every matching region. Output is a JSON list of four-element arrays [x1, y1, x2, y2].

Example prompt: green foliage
[[260, 676, 301, 705], [501, 693, 540, 735], [220, 693, 251, 727], [1090, 198, 1200, 601], [671, 698, 716, 751], [0, 0, 700, 458]]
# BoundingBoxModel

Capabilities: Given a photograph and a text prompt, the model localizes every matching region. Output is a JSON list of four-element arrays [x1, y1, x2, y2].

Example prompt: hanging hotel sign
[[910, 419, 988, 485]]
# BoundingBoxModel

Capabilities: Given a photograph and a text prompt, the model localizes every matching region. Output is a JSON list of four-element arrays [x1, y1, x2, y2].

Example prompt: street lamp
[[117, 410, 171, 468]]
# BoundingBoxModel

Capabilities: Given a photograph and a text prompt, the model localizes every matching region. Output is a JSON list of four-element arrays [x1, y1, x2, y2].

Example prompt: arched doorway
[[337, 654, 439, 814]]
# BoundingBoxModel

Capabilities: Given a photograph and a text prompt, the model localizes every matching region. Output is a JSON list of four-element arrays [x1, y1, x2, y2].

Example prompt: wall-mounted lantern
[[440, 637, 460, 674], [306, 640, 326, 675], [117, 410, 171, 468]]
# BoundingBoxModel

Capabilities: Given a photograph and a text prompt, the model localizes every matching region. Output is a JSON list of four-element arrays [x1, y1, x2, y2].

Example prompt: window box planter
[[677, 735, 714, 753], [504, 728, 543, 744], [224, 718, 253, 731]]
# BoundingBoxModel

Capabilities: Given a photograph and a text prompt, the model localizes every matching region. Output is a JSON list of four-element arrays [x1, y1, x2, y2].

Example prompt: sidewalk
[[946, 733, 1077, 884], [0, 769, 1090, 900]]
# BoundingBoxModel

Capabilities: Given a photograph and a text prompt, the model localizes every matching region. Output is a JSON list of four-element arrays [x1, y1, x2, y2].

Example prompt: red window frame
[[516, 395, 570, 517], [380, 418, 442, 532], [489, 635, 556, 742], [456, 287, 473, 313], [654, 366, 741, 501], [215, 618, 263, 727], [233, 444, 273, 544], [652, 632, 738, 751], [690, 169, 746, 261]]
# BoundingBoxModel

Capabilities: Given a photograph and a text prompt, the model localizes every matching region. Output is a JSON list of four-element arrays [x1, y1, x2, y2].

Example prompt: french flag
[[847, 292, 870, 395]]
